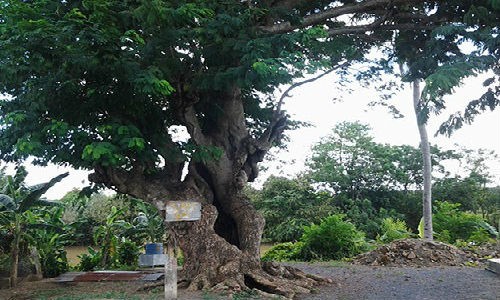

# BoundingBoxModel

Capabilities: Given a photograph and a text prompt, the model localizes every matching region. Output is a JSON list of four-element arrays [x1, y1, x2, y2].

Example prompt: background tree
[[413, 79, 434, 240], [306, 122, 456, 196], [1, 0, 499, 295], [251, 176, 334, 242]]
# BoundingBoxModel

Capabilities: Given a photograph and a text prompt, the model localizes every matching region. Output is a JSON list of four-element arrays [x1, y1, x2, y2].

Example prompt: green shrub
[[261, 242, 303, 262], [298, 215, 367, 260], [377, 218, 412, 243], [40, 248, 69, 278], [433, 201, 498, 244], [77, 247, 101, 271], [468, 228, 494, 245], [116, 240, 139, 267]]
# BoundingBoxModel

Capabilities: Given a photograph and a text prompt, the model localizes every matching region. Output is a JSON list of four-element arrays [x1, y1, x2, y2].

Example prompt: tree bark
[[412, 80, 433, 241]]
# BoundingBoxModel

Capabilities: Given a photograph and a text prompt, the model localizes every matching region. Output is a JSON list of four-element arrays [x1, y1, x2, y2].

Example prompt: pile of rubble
[[352, 239, 469, 267], [461, 241, 500, 265]]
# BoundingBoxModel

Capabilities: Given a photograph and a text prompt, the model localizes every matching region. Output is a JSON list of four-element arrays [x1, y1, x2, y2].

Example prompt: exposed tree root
[[138, 261, 331, 299]]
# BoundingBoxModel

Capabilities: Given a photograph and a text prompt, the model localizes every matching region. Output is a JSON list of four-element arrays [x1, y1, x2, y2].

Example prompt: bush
[[261, 242, 303, 262], [116, 240, 139, 267], [40, 248, 69, 278], [77, 247, 101, 271], [377, 218, 413, 243], [298, 215, 367, 260], [468, 228, 494, 245], [433, 201, 498, 244]]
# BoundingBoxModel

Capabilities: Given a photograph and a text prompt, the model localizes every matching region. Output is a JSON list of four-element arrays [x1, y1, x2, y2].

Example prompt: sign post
[[162, 201, 201, 300]]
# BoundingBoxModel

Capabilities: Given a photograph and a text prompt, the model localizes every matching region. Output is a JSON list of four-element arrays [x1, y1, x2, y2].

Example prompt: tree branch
[[327, 23, 437, 36], [182, 105, 209, 145], [277, 61, 350, 113], [259, 0, 422, 34]]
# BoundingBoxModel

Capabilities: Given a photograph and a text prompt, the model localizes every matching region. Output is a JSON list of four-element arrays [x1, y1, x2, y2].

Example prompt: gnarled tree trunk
[[89, 87, 326, 298]]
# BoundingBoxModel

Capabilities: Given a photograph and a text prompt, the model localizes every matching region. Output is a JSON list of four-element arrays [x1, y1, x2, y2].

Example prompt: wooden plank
[[164, 201, 201, 222]]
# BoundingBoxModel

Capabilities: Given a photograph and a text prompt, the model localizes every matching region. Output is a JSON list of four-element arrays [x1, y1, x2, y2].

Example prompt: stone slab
[[139, 254, 167, 267], [486, 258, 500, 275], [142, 273, 164, 281], [74, 271, 142, 282]]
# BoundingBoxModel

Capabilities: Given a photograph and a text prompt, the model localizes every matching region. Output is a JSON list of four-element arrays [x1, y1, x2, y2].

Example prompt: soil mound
[[352, 239, 468, 267]]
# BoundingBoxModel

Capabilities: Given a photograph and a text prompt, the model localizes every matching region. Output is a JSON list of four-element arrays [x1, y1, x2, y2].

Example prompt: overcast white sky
[[256, 72, 500, 186], [2, 72, 499, 199]]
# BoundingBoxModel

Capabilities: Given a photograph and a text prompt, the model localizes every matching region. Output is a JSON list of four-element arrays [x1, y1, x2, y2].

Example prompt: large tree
[[1, 0, 499, 296]]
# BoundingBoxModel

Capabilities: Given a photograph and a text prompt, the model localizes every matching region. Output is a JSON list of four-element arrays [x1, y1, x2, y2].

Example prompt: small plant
[[36, 232, 70, 277], [468, 228, 493, 245], [77, 247, 101, 271], [261, 242, 303, 262], [176, 249, 184, 266], [116, 239, 139, 267], [132, 202, 165, 244], [377, 218, 412, 243]]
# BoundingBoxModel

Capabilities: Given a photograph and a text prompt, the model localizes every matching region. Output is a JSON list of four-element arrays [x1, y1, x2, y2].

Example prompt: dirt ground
[[1, 262, 498, 300]]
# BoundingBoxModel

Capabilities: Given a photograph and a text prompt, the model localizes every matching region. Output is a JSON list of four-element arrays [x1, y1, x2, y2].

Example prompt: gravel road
[[291, 263, 499, 300]]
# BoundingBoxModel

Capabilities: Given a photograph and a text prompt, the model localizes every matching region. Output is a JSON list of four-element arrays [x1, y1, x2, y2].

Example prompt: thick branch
[[241, 62, 351, 181], [88, 166, 172, 203], [328, 23, 437, 36], [182, 105, 209, 145], [260, 0, 423, 34]]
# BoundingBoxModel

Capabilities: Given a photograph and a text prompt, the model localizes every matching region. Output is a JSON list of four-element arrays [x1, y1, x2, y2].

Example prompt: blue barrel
[[145, 243, 163, 255]]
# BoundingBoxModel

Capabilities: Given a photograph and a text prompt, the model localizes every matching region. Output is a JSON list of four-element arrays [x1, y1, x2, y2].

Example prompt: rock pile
[[352, 239, 468, 267], [461, 241, 500, 265]]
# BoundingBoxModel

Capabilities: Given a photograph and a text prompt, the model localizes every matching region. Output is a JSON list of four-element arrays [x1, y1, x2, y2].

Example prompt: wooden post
[[162, 201, 201, 300], [164, 240, 177, 300]]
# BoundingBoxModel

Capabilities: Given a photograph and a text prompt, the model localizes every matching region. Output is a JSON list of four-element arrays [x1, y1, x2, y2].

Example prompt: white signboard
[[163, 201, 201, 222]]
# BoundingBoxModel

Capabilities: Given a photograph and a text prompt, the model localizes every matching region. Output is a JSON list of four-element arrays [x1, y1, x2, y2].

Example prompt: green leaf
[[18, 172, 68, 212], [0, 194, 16, 211]]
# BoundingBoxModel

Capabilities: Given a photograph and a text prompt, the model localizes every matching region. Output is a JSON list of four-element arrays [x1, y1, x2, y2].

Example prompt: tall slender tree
[[412, 80, 433, 240]]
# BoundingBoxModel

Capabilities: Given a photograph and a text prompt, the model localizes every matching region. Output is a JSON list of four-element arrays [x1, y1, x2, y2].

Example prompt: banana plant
[[0, 171, 68, 287], [93, 206, 132, 268], [132, 201, 165, 244]]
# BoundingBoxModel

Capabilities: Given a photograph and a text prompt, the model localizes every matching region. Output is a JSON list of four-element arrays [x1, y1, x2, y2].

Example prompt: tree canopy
[[1, 1, 498, 177]]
